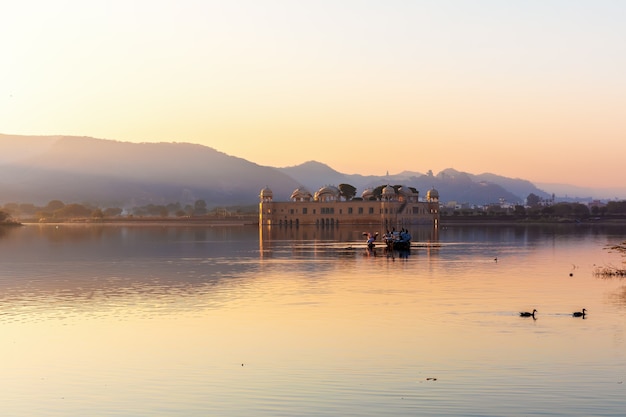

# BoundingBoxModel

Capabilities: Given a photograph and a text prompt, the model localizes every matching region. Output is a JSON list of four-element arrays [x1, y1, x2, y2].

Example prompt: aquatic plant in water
[[594, 240, 626, 277]]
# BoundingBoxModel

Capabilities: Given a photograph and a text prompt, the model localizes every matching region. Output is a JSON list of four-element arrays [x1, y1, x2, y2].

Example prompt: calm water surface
[[1, 223, 625, 416]]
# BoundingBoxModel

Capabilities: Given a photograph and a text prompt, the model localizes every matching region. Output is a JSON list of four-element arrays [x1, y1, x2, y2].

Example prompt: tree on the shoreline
[[46, 200, 65, 212], [526, 193, 541, 206], [606, 201, 626, 214], [55, 203, 92, 218], [194, 199, 207, 215], [104, 207, 123, 217]]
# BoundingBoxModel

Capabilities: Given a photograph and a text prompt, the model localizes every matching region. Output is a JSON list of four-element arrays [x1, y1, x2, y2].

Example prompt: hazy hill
[[0, 134, 299, 207], [0, 135, 59, 164], [1, 134, 620, 208], [428, 169, 541, 205], [535, 182, 626, 201], [278, 161, 352, 190], [278, 161, 388, 193], [278, 162, 432, 194], [278, 164, 548, 205]]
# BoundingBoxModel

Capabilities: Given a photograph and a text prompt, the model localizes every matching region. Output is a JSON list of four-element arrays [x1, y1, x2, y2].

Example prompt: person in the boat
[[366, 232, 378, 248]]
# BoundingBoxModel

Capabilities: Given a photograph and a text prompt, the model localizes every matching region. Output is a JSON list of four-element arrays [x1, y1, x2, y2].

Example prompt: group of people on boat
[[365, 228, 411, 250], [382, 228, 411, 250]]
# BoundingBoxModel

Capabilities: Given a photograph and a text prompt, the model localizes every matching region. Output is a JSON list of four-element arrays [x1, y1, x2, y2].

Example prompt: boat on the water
[[382, 229, 411, 250]]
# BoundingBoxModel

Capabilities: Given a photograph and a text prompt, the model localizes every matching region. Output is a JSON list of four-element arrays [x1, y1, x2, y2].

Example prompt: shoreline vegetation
[[594, 265, 626, 277], [594, 240, 626, 278], [4, 213, 626, 226], [6, 216, 626, 225], [3, 197, 626, 227]]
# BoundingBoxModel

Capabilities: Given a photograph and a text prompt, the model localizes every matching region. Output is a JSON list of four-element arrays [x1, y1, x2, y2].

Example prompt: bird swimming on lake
[[520, 309, 537, 318], [572, 308, 587, 317]]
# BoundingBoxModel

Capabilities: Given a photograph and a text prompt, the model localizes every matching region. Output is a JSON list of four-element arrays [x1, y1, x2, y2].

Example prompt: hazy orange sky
[[2, 1, 625, 188]]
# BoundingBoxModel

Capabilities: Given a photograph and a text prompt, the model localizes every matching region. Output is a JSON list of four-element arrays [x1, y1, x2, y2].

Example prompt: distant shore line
[[6, 216, 626, 227], [440, 216, 626, 226], [15, 218, 258, 227]]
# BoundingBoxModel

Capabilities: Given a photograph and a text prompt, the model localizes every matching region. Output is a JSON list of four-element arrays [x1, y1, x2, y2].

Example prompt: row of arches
[[276, 218, 339, 227]]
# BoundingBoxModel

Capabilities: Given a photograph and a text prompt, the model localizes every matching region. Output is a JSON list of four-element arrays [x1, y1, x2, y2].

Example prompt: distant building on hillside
[[259, 185, 440, 227]]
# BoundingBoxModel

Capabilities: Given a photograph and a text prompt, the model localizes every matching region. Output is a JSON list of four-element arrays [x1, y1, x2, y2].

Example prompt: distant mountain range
[[278, 161, 549, 206], [0, 134, 623, 208], [0, 134, 300, 207]]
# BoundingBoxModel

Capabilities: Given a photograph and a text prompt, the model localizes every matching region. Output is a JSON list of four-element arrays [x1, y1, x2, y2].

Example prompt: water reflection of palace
[[258, 224, 441, 260], [259, 185, 440, 227]]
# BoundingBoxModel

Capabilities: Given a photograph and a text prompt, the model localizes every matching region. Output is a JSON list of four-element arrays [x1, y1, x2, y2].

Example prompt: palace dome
[[314, 185, 340, 201], [290, 186, 313, 201], [361, 188, 375, 200], [382, 185, 396, 199], [397, 186, 413, 196], [259, 186, 273, 199], [398, 186, 418, 201], [426, 188, 439, 200]]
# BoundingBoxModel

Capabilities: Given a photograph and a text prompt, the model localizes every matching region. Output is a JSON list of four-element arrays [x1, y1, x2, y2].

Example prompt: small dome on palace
[[382, 185, 396, 198], [290, 186, 313, 201], [361, 188, 375, 200], [398, 186, 416, 196], [259, 186, 273, 199], [314, 185, 340, 201], [426, 188, 439, 200]]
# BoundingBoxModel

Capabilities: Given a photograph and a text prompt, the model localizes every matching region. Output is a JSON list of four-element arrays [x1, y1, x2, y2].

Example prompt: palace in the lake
[[259, 185, 440, 227]]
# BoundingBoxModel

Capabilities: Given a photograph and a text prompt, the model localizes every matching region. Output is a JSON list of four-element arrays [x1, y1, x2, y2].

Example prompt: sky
[[2, 0, 625, 188]]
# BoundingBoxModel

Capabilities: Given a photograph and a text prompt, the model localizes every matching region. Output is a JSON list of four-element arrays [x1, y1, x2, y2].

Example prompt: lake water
[[1, 223, 625, 416]]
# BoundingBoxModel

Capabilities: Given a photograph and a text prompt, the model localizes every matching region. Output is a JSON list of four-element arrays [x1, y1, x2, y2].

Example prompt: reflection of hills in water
[[0, 225, 262, 321], [0, 224, 442, 321], [2, 223, 626, 321]]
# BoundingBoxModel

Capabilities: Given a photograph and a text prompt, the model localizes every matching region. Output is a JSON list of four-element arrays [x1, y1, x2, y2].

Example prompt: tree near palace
[[338, 184, 357, 201]]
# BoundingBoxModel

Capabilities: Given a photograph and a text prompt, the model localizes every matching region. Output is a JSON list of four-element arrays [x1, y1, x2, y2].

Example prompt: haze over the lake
[[2, 1, 625, 188]]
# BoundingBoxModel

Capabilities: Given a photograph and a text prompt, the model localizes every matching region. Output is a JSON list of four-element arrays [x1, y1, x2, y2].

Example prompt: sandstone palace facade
[[259, 185, 440, 227]]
